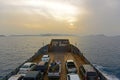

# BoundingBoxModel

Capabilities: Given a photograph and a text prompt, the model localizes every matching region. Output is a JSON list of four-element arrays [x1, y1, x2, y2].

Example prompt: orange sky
[[0, 0, 120, 35]]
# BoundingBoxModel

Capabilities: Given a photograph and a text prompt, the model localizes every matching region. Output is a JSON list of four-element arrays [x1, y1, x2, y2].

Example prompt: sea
[[0, 35, 120, 80]]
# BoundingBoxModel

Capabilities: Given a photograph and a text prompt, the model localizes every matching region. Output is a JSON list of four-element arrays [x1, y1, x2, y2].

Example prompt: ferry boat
[[3, 39, 107, 80]]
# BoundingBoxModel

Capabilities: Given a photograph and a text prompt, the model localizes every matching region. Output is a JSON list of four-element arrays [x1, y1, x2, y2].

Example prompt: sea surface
[[0, 36, 120, 80]]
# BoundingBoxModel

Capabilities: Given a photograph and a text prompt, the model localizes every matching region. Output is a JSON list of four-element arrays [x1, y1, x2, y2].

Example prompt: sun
[[68, 23, 77, 30], [70, 23, 74, 26]]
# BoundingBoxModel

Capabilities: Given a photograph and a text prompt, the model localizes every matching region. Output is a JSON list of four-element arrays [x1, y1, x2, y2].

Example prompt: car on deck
[[79, 64, 98, 80], [8, 74, 23, 80], [41, 55, 50, 62], [35, 61, 48, 76], [18, 62, 37, 76], [67, 73, 81, 80], [23, 71, 42, 80], [19, 62, 36, 71], [66, 60, 77, 73]]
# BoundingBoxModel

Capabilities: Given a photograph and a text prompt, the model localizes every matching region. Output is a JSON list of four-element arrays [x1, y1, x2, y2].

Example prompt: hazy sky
[[0, 0, 120, 35]]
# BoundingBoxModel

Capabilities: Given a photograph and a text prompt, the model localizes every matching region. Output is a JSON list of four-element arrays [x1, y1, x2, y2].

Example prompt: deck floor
[[32, 52, 87, 80]]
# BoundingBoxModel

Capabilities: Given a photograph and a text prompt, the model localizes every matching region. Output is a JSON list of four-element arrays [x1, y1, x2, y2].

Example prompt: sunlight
[[27, 0, 78, 22], [18, 0, 79, 23], [68, 23, 77, 30], [2, 0, 84, 31], [70, 23, 74, 26], [68, 26, 77, 30]]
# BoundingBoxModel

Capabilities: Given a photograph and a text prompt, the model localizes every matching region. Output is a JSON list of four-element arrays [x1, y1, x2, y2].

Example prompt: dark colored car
[[79, 64, 98, 80], [23, 71, 42, 80], [35, 61, 48, 75]]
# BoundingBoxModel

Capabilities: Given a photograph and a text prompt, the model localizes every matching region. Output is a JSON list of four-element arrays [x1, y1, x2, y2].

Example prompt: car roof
[[8, 74, 22, 80], [23, 62, 34, 66], [67, 60, 74, 62], [24, 71, 40, 78], [68, 74, 80, 80], [82, 64, 96, 72], [43, 55, 49, 57]]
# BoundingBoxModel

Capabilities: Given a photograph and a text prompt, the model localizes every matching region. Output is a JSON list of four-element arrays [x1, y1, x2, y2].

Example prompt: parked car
[[19, 62, 36, 71], [23, 71, 42, 80], [48, 60, 61, 79], [67, 73, 81, 80], [41, 55, 50, 62], [66, 60, 77, 73], [18, 62, 37, 76], [18, 70, 27, 76], [8, 74, 23, 80], [35, 61, 48, 75], [79, 64, 98, 80]]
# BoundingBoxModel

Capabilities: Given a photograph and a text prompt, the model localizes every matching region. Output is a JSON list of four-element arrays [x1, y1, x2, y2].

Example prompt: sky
[[0, 0, 120, 36]]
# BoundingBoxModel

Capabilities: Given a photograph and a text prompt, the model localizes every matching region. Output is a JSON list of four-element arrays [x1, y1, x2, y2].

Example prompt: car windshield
[[87, 72, 97, 76], [21, 65, 30, 68], [87, 77, 97, 80], [23, 78, 34, 80], [67, 62, 75, 67]]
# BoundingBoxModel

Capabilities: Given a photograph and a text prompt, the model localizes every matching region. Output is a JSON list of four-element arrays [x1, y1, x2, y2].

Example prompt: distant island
[[10, 34, 76, 37], [0, 35, 5, 37], [2, 34, 120, 38], [39, 34, 76, 36]]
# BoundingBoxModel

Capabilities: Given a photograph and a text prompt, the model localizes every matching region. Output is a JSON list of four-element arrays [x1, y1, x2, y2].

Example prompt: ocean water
[[0, 36, 120, 80]]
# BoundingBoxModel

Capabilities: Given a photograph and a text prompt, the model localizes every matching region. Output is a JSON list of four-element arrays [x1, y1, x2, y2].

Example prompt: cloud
[[0, 0, 81, 23], [0, 0, 120, 35], [77, 0, 120, 35]]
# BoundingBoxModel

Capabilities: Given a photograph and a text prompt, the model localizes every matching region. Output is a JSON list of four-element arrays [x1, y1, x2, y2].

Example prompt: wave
[[93, 64, 119, 80]]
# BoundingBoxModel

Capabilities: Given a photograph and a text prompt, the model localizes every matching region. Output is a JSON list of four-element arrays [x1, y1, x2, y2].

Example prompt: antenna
[[42, 42, 44, 46]]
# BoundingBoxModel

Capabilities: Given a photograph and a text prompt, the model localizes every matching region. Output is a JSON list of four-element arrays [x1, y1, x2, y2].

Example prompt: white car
[[67, 74, 81, 80], [19, 62, 36, 71], [18, 70, 27, 76], [41, 55, 50, 62], [66, 60, 77, 73], [8, 74, 23, 80]]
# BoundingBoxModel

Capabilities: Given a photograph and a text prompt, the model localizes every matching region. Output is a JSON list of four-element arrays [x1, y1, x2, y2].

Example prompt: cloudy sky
[[0, 0, 120, 35]]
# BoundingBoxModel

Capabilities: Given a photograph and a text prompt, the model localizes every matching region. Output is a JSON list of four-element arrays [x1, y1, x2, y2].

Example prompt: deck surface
[[32, 52, 87, 80]]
